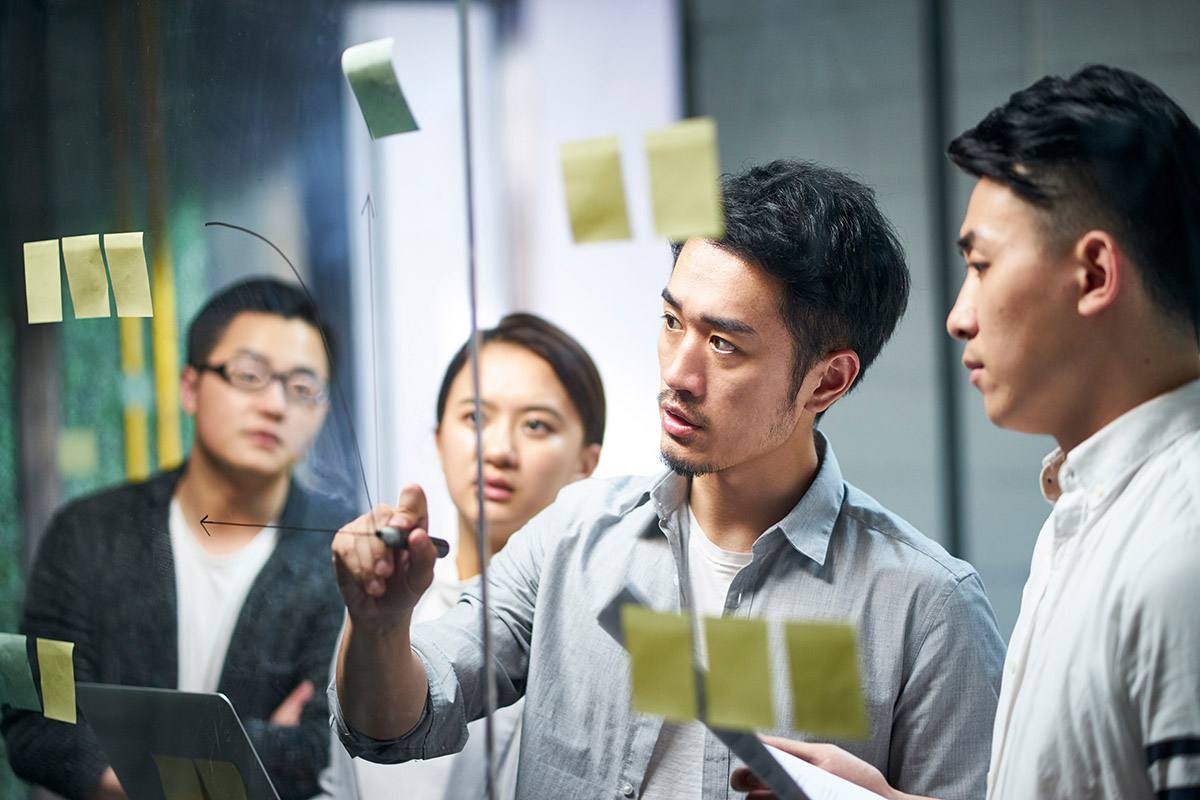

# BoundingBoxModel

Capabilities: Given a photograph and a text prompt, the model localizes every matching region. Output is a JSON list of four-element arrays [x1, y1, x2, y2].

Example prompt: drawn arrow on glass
[[199, 514, 450, 557]]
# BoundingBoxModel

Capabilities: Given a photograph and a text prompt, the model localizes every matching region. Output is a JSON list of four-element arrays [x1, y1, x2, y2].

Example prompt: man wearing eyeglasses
[[2, 278, 352, 800]]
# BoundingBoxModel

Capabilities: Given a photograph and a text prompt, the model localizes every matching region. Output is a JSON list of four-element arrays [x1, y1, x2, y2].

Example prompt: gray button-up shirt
[[333, 436, 1005, 799]]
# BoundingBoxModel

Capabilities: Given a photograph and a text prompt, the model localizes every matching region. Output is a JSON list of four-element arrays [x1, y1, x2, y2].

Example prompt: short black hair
[[947, 64, 1200, 338], [673, 160, 910, 396], [435, 312, 606, 446], [186, 277, 336, 373]]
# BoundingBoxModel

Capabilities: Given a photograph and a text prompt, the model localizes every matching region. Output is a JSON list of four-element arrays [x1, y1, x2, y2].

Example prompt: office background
[[2, 1, 1198, 795]]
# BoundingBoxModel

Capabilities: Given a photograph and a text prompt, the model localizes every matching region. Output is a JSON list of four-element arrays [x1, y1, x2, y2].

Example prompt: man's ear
[[575, 443, 601, 480], [804, 349, 861, 415], [1074, 230, 1122, 318], [180, 366, 200, 416]]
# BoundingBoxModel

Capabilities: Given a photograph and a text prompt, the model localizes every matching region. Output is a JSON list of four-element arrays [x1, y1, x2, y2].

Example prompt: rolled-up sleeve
[[330, 498, 552, 764]]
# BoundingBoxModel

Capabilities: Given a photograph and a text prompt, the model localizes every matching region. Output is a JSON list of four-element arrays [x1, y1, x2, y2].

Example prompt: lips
[[246, 430, 282, 449], [481, 476, 514, 502], [661, 403, 701, 439], [962, 357, 984, 388]]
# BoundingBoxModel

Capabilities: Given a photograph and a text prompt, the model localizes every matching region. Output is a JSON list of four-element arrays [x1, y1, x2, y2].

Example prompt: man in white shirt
[[733, 64, 1200, 800]]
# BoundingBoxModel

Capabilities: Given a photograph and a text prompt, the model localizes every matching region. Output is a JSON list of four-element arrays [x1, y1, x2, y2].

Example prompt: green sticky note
[[645, 117, 725, 242], [785, 621, 868, 740], [23, 239, 63, 324], [342, 37, 419, 139], [61, 234, 111, 319], [0, 633, 42, 712], [621, 605, 698, 722], [560, 136, 632, 243], [153, 755, 206, 800], [58, 428, 99, 478], [103, 232, 153, 317], [35, 638, 76, 724], [194, 759, 247, 800], [704, 616, 775, 731]]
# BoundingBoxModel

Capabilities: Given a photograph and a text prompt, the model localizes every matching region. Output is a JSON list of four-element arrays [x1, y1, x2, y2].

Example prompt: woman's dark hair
[[435, 313, 606, 446], [674, 160, 910, 397], [947, 64, 1200, 338], [186, 277, 336, 373]]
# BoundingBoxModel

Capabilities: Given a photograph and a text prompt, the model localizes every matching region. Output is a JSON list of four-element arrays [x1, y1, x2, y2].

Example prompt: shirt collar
[[643, 431, 845, 567], [1039, 377, 1200, 505]]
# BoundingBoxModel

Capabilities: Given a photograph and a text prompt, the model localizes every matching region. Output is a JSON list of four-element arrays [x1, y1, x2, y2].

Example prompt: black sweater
[[1, 468, 352, 799]]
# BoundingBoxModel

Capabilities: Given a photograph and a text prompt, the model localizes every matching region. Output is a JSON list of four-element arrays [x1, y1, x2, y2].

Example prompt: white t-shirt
[[987, 378, 1200, 799], [169, 499, 279, 693], [642, 508, 754, 799]]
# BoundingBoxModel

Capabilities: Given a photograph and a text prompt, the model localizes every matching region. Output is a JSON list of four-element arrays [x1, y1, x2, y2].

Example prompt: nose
[[481, 417, 517, 468], [946, 275, 979, 341], [659, 331, 706, 399], [255, 377, 288, 418]]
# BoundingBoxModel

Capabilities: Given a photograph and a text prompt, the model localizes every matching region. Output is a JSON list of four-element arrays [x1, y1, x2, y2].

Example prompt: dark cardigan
[[1, 467, 353, 800]]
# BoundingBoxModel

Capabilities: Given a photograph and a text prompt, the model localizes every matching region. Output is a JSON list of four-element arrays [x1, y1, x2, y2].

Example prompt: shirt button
[[620, 781, 635, 797]]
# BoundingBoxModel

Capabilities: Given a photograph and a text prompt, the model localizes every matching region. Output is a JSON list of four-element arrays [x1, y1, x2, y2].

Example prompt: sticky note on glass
[[61, 234, 111, 319], [704, 616, 775, 731], [0, 633, 42, 712], [785, 621, 868, 740], [645, 117, 724, 241], [621, 605, 698, 722], [35, 638, 76, 724], [103, 232, 153, 317], [23, 239, 63, 324], [195, 759, 248, 800], [342, 38, 419, 139], [153, 755, 206, 800], [560, 136, 632, 243], [58, 428, 99, 478]]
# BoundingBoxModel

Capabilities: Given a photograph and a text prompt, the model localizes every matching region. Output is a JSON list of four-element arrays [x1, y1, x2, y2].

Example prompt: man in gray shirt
[[329, 161, 1005, 799]]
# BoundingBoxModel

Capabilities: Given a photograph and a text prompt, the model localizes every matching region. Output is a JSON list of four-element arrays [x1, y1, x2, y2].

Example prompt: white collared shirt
[[987, 378, 1200, 799]]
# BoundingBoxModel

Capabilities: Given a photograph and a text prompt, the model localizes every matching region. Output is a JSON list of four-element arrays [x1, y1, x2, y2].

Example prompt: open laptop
[[75, 683, 280, 800]]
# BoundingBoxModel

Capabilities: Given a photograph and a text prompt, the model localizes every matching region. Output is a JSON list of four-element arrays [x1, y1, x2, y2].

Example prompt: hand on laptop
[[269, 679, 314, 727], [89, 766, 127, 800], [331, 485, 437, 632]]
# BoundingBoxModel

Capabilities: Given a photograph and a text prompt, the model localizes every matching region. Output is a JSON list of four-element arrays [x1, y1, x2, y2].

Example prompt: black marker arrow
[[199, 514, 343, 537], [198, 514, 451, 558]]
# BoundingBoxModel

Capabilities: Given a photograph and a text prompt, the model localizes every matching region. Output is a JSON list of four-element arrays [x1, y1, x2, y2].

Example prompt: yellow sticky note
[[704, 616, 775, 731], [195, 759, 248, 800], [23, 239, 63, 324], [58, 428, 99, 478], [785, 621, 868, 740], [153, 755, 206, 800], [35, 638, 76, 724], [103, 232, 153, 317], [342, 38, 419, 139], [61, 234, 111, 318], [621, 605, 698, 722], [645, 117, 725, 241], [0, 633, 42, 712], [560, 136, 632, 243]]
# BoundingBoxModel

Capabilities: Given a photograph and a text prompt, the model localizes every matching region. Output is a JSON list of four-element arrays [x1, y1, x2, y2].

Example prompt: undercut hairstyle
[[948, 64, 1200, 339], [186, 277, 336, 373], [673, 160, 911, 397], [435, 313, 607, 446]]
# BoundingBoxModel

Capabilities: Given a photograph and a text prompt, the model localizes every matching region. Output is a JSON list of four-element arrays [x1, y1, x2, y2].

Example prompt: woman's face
[[436, 342, 600, 547]]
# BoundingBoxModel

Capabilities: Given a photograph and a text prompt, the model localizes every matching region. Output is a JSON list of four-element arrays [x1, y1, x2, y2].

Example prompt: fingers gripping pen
[[376, 526, 451, 559]]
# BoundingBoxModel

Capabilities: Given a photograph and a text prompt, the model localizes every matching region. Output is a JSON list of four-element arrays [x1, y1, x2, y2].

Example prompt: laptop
[[75, 683, 280, 800]]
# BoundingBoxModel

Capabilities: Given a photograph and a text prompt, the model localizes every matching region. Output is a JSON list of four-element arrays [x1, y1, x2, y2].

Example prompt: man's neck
[[689, 426, 820, 553], [174, 449, 291, 546], [1053, 339, 1200, 454]]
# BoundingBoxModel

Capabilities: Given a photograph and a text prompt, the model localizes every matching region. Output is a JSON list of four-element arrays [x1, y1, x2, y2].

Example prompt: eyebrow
[[233, 348, 322, 377], [660, 287, 757, 336]]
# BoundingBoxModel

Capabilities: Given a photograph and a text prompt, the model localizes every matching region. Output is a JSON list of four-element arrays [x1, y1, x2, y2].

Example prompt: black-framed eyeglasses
[[192, 353, 328, 406]]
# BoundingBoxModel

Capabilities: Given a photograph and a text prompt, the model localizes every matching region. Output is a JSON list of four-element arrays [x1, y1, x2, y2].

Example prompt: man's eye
[[711, 336, 736, 354], [968, 261, 989, 273], [662, 313, 681, 330], [234, 370, 265, 384]]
